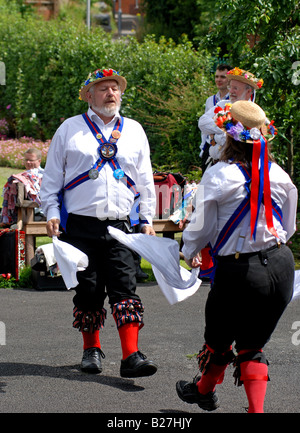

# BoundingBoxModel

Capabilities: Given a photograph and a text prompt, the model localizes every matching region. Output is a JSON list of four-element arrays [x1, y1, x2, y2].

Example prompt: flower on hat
[[229, 122, 245, 141], [230, 67, 244, 76], [267, 120, 277, 135], [214, 103, 277, 143], [214, 106, 224, 114], [227, 67, 264, 88], [249, 128, 261, 140], [84, 68, 118, 86], [79, 68, 121, 100], [214, 103, 233, 128]]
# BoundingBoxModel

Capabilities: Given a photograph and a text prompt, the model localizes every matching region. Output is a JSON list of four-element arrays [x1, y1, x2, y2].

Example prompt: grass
[[0, 166, 16, 186]]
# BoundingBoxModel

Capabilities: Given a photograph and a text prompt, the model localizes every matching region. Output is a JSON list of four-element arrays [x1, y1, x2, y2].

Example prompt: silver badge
[[88, 169, 99, 180]]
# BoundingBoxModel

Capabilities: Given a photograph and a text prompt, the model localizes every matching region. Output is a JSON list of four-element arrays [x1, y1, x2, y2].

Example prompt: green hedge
[[0, 5, 213, 175]]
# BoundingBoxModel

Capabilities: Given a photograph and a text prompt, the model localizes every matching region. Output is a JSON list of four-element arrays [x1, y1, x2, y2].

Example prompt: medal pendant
[[113, 169, 125, 180], [88, 169, 99, 180], [100, 143, 116, 160], [112, 130, 121, 139]]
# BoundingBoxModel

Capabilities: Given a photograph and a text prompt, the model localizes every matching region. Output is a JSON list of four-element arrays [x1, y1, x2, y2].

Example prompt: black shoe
[[120, 351, 157, 378], [176, 380, 219, 411], [80, 347, 105, 374]]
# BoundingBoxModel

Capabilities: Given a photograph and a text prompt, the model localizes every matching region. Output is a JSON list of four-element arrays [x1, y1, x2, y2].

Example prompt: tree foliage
[[140, 0, 215, 44], [197, 0, 300, 187], [0, 2, 211, 177], [0, 0, 299, 189]]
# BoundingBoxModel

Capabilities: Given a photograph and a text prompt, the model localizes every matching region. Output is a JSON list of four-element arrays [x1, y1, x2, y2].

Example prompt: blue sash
[[59, 113, 146, 231]]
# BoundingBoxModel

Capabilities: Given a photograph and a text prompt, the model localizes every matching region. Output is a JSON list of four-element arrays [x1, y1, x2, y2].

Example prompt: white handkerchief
[[292, 270, 300, 301], [52, 236, 89, 289], [36, 243, 56, 268], [108, 226, 201, 304]]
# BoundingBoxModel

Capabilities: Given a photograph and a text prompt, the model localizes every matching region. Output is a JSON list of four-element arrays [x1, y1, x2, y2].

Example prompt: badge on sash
[[111, 130, 121, 139], [113, 169, 125, 179], [88, 169, 99, 179], [99, 143, 117, 160]]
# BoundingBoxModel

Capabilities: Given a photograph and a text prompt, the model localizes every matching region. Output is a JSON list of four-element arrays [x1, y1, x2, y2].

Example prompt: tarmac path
[[0, 281, 299, 421]]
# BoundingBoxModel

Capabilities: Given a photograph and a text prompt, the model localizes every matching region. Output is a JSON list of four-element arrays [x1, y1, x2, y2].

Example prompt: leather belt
[[217, 242, 283, 262]]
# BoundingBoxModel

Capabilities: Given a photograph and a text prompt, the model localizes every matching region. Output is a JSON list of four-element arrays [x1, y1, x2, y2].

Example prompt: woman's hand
[[184, 253, 202, 269]]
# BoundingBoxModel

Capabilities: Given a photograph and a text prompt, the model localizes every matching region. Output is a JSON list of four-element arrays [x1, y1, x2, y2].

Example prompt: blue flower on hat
[[240, 129, 251, 141]]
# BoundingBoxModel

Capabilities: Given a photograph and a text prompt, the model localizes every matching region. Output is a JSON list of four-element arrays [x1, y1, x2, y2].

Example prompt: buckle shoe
[[176, 380, 219, 411], [80, 347, 105, 374], [120, 351, 157, 378]]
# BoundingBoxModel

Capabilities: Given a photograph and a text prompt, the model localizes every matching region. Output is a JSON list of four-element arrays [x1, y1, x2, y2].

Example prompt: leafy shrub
[[130, 74, 214, 174], [289, 213, 300, 261], [0, 4, 212, 174], [0, 266, 33, 289]]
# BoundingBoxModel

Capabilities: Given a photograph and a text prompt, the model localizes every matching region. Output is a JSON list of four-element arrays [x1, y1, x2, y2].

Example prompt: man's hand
[[141, 225, 156, 236], [46, 218, 61, 237]]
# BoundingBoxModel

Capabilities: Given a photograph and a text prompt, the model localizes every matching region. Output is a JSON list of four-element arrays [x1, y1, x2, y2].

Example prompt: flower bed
[[0, 137, 50, 169]]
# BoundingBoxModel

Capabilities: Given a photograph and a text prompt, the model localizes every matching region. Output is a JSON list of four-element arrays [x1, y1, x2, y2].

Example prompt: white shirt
[[199, 97, 255, 161], [198, 99, 230, 158], [182, 161, 298, 259], [205, 91, 230, 113], [199, 92, 230, 157], [41, 108, 156, 225]]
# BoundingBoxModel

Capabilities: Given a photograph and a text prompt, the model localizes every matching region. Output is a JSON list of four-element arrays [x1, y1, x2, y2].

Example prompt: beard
[[93, 101, 121, 117], [230, 89, 251, 103]]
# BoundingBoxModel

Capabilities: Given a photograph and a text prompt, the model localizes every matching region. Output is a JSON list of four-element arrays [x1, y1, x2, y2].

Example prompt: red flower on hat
[[214, 106, 223, 114], [103, 69, 114, 77], [268, 120, 278, 135], [216, 116, 226, 128]]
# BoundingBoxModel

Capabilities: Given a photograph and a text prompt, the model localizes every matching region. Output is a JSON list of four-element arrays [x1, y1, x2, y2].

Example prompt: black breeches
[[60, 214, 140, 312], [204, 244, 294, 353]]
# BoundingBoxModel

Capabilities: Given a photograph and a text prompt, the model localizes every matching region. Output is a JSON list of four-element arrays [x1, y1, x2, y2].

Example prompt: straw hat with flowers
[[214, 100, 277, 143], [227, 67, 264, 90], [79, 68, 127, 102]]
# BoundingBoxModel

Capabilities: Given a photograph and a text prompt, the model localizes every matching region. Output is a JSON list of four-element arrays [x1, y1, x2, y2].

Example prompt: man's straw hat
[[79, 68, 127, 102], [227, 67, 264, 90]]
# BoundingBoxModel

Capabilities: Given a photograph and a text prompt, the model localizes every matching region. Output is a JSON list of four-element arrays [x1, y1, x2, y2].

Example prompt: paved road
[[0, 281, 299, 419]]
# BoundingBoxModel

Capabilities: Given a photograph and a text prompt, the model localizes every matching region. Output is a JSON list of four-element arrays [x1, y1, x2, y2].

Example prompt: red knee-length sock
[[240, 360, 268, 413], [118, 322, 139, 360], [81, 330, 101, 350], [196, 363, 227, 395]]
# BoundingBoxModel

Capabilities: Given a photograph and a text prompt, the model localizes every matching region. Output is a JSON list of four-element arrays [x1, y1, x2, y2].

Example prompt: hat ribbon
[[250, 135, 279, 240]]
